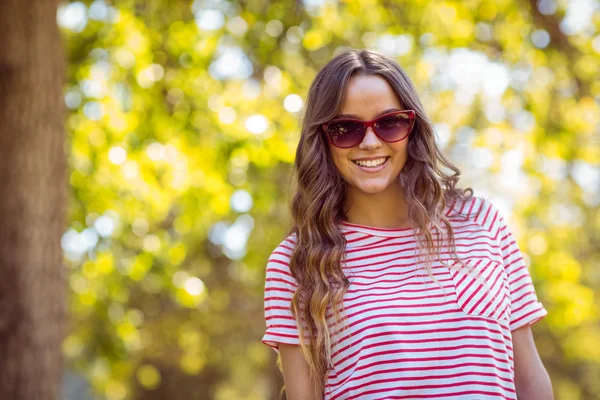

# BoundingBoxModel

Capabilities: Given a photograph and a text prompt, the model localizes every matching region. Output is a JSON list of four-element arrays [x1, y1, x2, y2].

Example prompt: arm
[[512, 325, 554, 400], [279, 343, 322, 400], [262, 238, 322, 399]]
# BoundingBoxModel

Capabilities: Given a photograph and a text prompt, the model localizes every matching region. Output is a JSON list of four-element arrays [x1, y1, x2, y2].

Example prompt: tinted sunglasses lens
[[326, 121, 365, 148], [375, 114, 412, 141]]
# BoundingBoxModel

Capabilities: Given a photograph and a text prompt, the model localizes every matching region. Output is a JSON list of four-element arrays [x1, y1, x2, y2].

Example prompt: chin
[[352, 181, 390, 194]]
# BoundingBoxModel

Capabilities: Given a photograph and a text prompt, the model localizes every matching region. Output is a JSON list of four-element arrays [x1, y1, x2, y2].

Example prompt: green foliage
[[59, 0, 600, 399]]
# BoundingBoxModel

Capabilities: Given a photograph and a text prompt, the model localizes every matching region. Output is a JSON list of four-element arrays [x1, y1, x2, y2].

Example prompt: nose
[[358, 127, 381, 149]]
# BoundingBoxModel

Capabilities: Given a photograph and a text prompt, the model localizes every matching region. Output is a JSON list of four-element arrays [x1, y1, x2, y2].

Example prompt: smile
[[351, 157, 390, 168]]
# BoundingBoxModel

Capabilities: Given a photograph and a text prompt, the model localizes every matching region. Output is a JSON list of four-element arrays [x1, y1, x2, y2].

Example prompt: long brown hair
[[285, 48, 479, 396]]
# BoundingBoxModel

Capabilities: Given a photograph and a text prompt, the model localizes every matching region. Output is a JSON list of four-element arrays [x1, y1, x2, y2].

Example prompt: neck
[[343, 181, 412, 229]]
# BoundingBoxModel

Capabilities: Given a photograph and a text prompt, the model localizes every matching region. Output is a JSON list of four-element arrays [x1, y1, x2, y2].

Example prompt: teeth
[[353, 157, 387, 167]]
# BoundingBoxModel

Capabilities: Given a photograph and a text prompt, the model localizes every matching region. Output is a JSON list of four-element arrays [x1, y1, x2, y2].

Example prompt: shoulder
[[268, 233, 297, 263], [445, 195, 506, 234], [265, 233, 298, 288]]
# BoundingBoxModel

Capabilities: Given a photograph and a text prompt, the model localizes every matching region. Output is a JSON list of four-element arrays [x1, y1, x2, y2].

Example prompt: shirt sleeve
[[262, 235, 303, 354], [488, 200, 548, 331]]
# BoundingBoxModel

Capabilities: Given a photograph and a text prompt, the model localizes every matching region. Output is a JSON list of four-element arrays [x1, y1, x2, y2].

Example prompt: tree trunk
[[0, 1, 67, 399]]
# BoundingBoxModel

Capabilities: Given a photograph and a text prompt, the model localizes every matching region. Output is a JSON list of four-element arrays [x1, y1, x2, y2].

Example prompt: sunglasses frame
[[321, 109, 416, 149]]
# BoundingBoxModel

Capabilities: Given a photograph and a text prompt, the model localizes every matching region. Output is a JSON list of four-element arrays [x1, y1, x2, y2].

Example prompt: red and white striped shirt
[[262, 196, 548, 399]]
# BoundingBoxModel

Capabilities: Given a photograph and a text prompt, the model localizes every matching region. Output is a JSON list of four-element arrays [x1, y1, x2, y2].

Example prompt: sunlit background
[[56, 0, 599, 399]]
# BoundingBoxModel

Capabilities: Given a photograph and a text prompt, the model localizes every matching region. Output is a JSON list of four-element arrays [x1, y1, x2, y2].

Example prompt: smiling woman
[[261, 48, 552, 400]]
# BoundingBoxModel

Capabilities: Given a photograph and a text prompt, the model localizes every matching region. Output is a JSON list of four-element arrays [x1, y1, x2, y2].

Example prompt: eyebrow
[[334, 108, 402, 119]]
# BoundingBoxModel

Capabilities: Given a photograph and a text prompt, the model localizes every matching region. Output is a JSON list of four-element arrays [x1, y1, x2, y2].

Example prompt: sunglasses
[[321, 110, 416, 149]]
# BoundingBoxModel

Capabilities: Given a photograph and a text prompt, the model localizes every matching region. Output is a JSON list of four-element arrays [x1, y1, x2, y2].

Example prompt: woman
[[262, 48, 553, 400]]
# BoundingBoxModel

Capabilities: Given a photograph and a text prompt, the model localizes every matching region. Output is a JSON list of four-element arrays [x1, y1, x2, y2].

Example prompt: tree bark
[[0, 1, 67, 399]]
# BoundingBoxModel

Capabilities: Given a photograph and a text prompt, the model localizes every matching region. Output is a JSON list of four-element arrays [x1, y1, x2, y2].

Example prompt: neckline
[[338, 220, 417, 237]]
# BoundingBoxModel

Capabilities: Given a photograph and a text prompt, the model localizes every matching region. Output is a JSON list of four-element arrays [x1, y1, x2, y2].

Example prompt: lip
[[351, 156, 390, 161], [352, 156, 390, 173]]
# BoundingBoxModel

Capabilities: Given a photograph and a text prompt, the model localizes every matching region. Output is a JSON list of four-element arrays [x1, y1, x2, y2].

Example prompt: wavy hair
[[284, 48, 481, 397]]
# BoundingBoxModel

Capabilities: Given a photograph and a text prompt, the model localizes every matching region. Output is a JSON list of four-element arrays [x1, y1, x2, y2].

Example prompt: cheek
[[391, 141, 409, 155], [328, 146, 350, 171], [388, 147, 409, 167]]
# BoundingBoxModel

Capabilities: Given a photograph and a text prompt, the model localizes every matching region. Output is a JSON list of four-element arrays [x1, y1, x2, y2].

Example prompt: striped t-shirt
[[262, 196, 548, 399]]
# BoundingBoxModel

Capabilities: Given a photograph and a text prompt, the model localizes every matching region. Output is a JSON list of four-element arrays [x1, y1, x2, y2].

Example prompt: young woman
[[262, 49, 553, 400]]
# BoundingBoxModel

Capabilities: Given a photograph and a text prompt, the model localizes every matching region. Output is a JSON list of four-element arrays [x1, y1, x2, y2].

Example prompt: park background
[[0, 0, 598, 399]]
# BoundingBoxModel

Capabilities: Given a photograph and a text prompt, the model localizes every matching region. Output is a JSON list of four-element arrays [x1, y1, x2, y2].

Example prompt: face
[[326, 74, 410, 196]]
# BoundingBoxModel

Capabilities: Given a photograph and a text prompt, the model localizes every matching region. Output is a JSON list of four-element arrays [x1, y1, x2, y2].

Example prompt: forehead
[[338, 75, 403, 118], [334, 108, 402, 120]]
